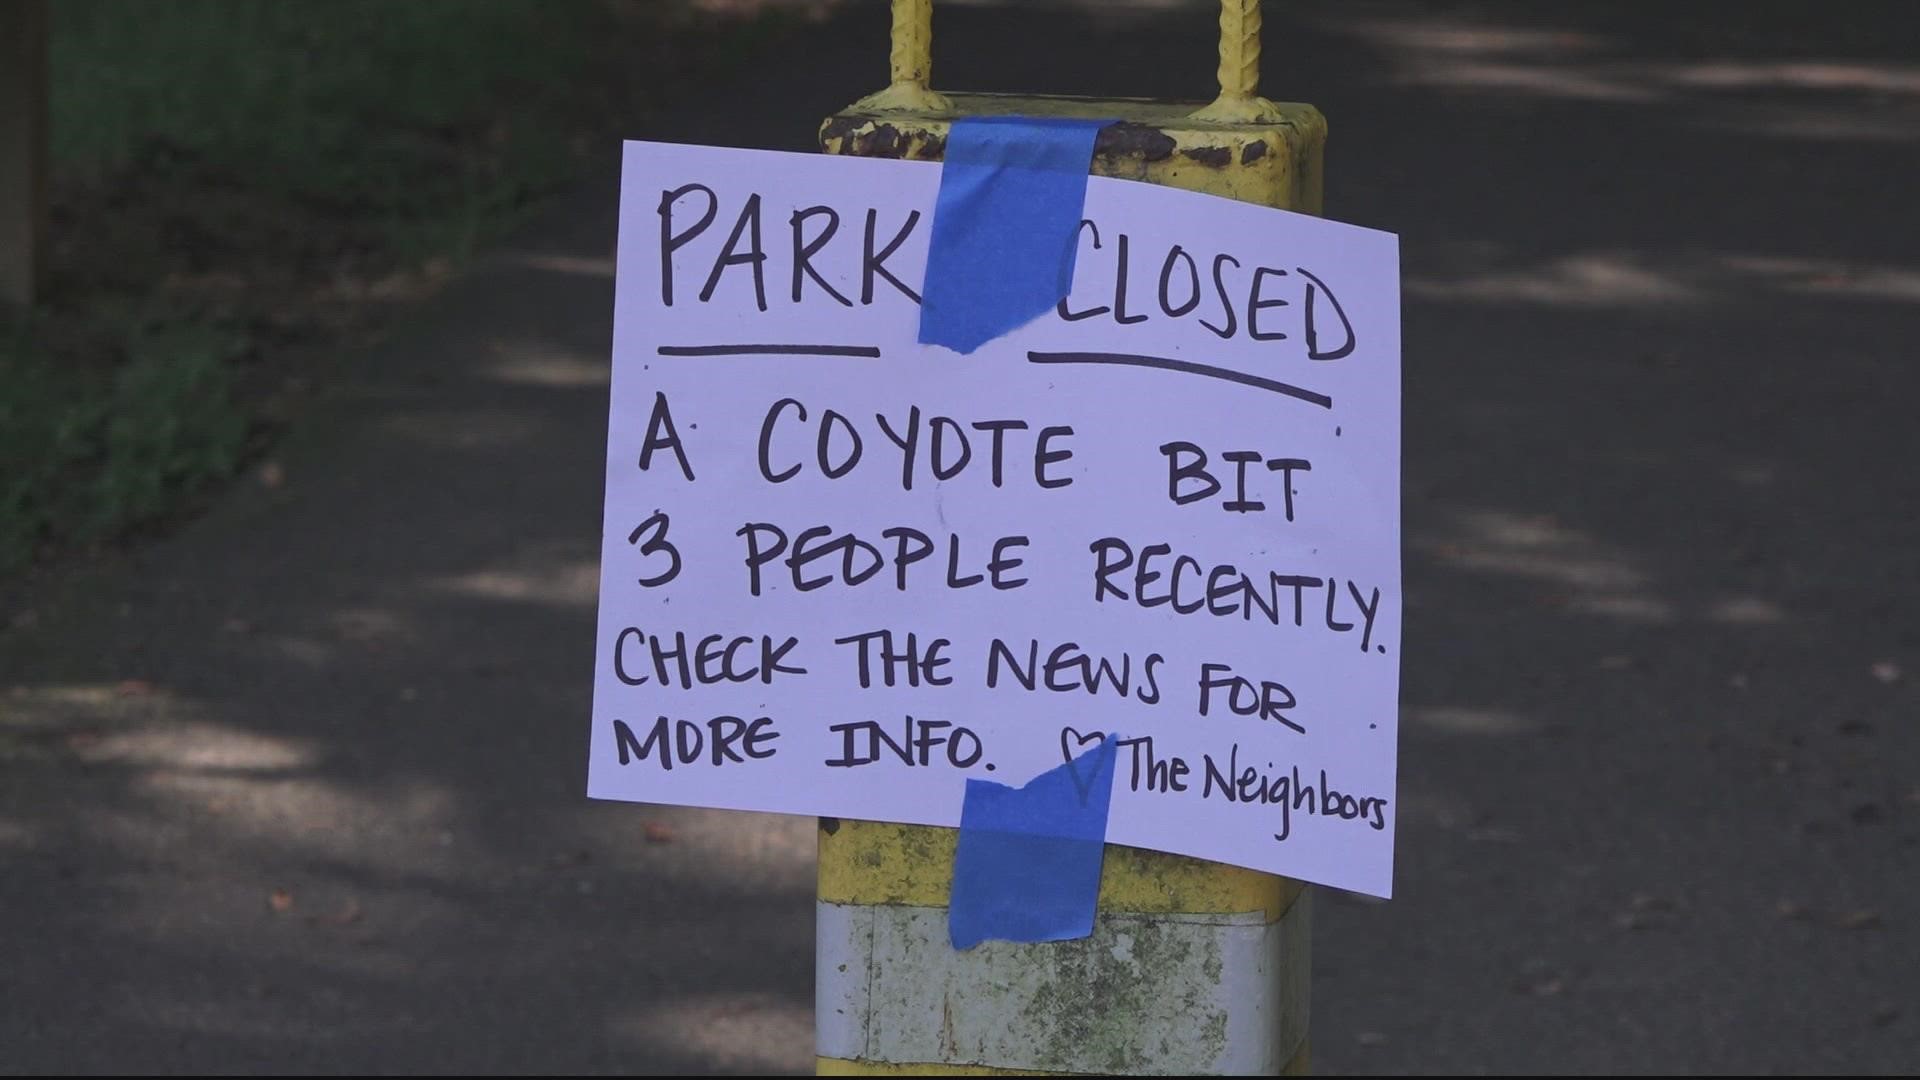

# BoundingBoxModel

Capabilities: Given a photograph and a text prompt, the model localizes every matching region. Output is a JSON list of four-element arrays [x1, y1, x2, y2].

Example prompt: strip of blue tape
[[918, 116, 1114, 355], [949, 734, 1119, 950]]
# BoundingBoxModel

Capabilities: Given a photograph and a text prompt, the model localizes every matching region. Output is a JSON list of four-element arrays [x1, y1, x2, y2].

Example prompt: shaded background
[[3, 0, 1917, 1073]]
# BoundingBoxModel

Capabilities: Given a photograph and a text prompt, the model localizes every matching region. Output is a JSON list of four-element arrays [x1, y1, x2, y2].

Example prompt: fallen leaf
[[643, 822, 674, 844], [257, 461, 286, 489], [1833, 909, 1883, 931], [1871, 660, 1901, 684], [269, 888, 295, 914], [115, 679, 155, 697]]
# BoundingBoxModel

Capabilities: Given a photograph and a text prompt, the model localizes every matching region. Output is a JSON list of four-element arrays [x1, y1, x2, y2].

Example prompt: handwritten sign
[[588, 140, 1402, 898]]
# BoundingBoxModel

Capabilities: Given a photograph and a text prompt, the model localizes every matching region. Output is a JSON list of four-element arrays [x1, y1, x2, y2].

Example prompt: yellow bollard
[[816, 2, 1324, 1075]]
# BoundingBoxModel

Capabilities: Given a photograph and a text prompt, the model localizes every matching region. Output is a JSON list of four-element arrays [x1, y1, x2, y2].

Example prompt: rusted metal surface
[[820, 93, 1326, 213]]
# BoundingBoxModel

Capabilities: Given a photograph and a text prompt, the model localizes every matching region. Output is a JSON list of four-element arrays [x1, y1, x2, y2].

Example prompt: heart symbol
[[1060, 726, 1106, 763], [1059, 726, 1113, 807]]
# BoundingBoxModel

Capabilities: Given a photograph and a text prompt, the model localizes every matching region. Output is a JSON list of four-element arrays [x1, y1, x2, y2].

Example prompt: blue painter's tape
[[949, 734, 1119, 950], [918, 116, 1113, 355]]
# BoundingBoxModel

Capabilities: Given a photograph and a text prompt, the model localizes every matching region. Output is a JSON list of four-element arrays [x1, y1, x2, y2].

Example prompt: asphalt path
[[3, 2, 1916, 1073]]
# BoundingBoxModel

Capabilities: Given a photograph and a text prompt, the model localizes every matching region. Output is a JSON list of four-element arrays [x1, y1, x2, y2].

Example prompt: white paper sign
[[589, 140, 1401, 898]]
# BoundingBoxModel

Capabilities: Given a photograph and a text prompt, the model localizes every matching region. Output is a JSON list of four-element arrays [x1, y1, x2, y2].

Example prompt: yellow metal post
[[816, 2, 1324, 1074]]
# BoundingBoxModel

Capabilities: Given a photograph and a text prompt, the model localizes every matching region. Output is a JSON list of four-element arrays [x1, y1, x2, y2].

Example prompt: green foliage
[[0, 321, 248, 570], [94, 327, 250, 530], [7, 1, 670, 571], [52, 0, 615, 260]]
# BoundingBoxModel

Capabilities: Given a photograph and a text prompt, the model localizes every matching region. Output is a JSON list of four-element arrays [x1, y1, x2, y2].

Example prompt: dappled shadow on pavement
[[0, 184, 815, 1074]]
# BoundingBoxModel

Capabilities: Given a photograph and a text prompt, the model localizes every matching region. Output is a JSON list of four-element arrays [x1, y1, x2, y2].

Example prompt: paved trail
[[4, 2, 1917, 1073]]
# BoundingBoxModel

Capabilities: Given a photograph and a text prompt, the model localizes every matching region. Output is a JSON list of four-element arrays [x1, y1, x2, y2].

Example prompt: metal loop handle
[[1192, 0, 1285, 123], [853, 0, 951, 113], [855, 0, 1282, 122]]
